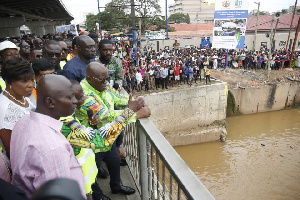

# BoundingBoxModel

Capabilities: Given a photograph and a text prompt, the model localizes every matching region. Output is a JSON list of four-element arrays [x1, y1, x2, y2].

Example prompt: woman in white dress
[[0, 58, 35, 163]]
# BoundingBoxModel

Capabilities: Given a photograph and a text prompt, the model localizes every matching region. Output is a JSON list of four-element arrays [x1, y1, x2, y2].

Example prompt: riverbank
[[211, 67, 300, 89]]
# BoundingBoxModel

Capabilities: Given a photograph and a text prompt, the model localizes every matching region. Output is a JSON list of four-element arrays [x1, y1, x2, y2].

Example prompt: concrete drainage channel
[[144, 81, 300, 146]]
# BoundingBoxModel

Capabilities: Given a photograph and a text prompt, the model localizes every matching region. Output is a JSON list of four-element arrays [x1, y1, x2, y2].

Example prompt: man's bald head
[[76, 35, 94, 47], [86, 62, 106, 77], [86, 62, 109, 92], [36, 75, 77, 119], [76, 35, 96, 61]]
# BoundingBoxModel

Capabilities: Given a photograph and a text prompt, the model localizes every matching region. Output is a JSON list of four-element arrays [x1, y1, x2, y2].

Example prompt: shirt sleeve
[[110, 88, 129, 108], [62, 108, 135, 153]]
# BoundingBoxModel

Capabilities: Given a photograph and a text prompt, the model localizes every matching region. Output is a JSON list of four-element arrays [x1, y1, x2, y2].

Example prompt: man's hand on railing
[[136, 104, 151, 119], [127, 94, 145, 112]]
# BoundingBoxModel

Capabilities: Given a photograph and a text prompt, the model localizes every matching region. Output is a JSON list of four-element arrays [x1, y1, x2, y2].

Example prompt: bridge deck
[[97, 163, 141, 200]]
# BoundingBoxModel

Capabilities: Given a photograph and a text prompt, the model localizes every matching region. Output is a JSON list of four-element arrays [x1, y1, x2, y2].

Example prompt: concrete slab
[[97, 162, 140, 200]]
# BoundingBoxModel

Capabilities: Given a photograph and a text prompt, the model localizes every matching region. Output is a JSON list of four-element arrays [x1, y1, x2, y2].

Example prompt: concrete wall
[[229, 83, 300, 115], [141, 38, 204, 52], [144, 82, 228, 133]]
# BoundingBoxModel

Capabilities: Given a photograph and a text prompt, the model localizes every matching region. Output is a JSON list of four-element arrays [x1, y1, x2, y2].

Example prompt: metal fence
[[123, 118, 215, 200]]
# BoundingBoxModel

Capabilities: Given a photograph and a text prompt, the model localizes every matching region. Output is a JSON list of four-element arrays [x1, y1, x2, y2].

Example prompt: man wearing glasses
[[75, 62, 150, 199], [62, 35, 96, 82], [42, 40, 63, 75]]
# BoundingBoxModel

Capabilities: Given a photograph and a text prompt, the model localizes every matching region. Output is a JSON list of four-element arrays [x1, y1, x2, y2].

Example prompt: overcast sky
[[60, 0, 299, 24]]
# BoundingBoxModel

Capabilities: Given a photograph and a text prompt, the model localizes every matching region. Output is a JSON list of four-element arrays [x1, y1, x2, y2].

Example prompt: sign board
[[212, 0, 249, 49], [56, 24, 78, 36], [145, 30, 165, 40]]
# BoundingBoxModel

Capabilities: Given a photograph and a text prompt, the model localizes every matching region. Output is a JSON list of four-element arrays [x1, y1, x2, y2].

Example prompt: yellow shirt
[[205, 69, 210, 76], [0, 78, 6, 91]]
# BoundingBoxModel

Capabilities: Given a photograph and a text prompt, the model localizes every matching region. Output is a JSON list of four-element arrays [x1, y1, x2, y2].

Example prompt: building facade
[[245, 14, 300, 51], [168, 0, 215, 24]]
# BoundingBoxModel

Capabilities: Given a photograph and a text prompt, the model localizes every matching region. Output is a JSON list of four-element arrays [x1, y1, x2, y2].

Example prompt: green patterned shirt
[[75, 79, 135, 151], [96, 56, 124, 87]]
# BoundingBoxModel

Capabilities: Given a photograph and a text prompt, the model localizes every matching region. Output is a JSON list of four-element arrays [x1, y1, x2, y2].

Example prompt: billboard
[[56, 24, 78, 36], [212, 0, 249, 49]]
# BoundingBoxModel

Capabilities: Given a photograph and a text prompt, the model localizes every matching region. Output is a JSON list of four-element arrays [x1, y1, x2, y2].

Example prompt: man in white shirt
[[160, 65, 168, 89]]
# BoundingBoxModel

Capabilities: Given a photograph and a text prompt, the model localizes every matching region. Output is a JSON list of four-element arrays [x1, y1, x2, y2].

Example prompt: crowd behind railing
[[0, 30, 299, 200]]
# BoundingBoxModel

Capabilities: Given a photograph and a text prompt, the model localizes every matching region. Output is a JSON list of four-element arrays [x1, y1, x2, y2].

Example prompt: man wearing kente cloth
[[60, 80, 145, 200], [75, 62, 150, 198]]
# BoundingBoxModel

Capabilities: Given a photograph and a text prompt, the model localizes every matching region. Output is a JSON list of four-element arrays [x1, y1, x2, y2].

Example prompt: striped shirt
[[10, 111, 86, 199]]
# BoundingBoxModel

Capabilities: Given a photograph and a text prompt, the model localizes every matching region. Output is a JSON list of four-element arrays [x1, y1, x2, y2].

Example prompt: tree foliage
[[85, 0, 173, 34], [85, 0, 131, 33], [122, 0, 162, 33], [86, 13, 99, 32], [168, 13, 190, 24], [281, 9, 288, 14]]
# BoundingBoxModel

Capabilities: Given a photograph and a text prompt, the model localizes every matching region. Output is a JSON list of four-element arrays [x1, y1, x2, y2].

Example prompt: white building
[[168, 0, 215, 24]]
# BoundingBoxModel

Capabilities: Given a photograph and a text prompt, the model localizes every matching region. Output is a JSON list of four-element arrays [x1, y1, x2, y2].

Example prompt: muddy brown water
[[175, 108, 300, 200]]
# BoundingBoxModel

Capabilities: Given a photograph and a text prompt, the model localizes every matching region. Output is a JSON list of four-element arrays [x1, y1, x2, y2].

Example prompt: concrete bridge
[[0, 0, 73, 38]]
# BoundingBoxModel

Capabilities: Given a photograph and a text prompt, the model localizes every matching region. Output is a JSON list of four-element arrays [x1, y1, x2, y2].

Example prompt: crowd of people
[[0, 31, 151, 200], [108, 40, 300, 93], [0, 29, 299, 200]]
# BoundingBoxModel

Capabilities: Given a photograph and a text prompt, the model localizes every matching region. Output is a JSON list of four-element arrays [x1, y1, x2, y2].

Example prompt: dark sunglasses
[[87, 76, 109, 84]]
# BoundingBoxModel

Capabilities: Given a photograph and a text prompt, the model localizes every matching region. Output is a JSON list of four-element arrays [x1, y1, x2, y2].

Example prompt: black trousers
[[206, 75, 211, 84], [155, 78, 160, 89], [161, 78, 168, 89], [144, 79, 149, 91], [95, 143, 121, 191]]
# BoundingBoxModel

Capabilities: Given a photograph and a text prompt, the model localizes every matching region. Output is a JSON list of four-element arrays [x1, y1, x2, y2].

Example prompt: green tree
[[168, 13, 190, 24], [85, 0, 131, 33], [258, 11, 266, 15], [86, 13, 99, 32], [100, 0, 131, 32], [121, 0, 162, 33], [281, 9, 288, 14]]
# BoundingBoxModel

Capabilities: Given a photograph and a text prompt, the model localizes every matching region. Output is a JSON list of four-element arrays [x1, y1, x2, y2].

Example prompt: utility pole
[[97, 0, 102, 39], [286, 0, 298, 50], [271, 17, 280, 51], [166, 0, 168, 39], [289, 17, 300, 68], [253, 2, 260, 51], [267, 15, 274, 78], [131, 0, 137, 66]]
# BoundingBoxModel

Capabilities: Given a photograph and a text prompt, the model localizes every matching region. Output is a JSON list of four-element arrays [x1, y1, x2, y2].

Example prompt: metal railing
[[123, 118, 215, 200]]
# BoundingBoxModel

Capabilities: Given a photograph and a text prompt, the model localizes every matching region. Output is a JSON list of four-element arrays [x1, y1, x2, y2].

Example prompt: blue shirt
[[189, 67, 194, 76], [184, 66, 189, 75], [62, 56, 90, 82]]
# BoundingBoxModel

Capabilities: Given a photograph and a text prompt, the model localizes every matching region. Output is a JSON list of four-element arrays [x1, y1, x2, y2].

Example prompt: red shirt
[[174, 66, 180, 76]]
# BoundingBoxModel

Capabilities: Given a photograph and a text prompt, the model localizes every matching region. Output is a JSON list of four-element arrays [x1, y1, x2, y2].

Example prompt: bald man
[[10, 75, 86, 199], [75, 62, 150, 197], [62, 35, 96, 82]]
